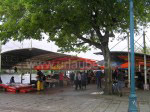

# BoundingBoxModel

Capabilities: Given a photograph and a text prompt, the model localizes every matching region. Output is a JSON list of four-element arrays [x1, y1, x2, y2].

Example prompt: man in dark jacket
[[81, 72, 87, 89], [37, 70, 44, 90], [96, 69, 103, 89], [117, 69, 125, 97], [70, 72, 75, 86], [37, 70, 43, 81]]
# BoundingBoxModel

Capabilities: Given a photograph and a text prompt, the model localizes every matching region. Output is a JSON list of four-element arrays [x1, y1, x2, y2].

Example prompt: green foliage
[[0, 0, 149, 52]]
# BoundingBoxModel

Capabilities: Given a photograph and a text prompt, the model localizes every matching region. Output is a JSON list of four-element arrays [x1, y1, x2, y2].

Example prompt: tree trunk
[[101, 44, 112, 94]]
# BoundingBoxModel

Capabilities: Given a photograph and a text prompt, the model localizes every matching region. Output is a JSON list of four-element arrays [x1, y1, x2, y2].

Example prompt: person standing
[[87, 71, 91, 84], [112, 69, 118, 81], [36, 70, 44, 91], [59, 72, 64, 87], [117, 69, 125, 97], [74, 72, 81, 90], [37, 70, 43, 81], [14, 67, 17, 73], [137, 71, 144, 89], [42, 74, 47, 88], [69, 72, 75, 86], [96, 69, 102, 89], [81, 72, 87, 89]]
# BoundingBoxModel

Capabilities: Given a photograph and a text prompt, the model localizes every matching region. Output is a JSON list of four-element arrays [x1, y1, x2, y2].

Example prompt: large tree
[[0, 0, 149, 94]]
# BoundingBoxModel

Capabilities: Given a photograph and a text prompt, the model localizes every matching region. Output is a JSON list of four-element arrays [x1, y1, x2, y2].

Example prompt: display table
[[46, 79, 59, 88]]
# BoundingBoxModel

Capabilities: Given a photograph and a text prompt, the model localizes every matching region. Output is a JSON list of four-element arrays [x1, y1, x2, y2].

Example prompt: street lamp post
[[128, 0, 138, 111]]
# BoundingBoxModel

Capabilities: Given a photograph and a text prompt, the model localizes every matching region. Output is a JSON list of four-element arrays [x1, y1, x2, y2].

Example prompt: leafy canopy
[[0, 0, 149, 52]]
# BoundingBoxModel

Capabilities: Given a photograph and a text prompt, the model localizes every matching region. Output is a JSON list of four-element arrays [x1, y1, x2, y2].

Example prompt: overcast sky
[[1, 28, 150, 61]]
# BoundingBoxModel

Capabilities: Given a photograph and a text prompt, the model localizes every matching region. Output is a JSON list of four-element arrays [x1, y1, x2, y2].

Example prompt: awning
[[120, 62, 150, 69], [34, 56, 99, 70], [95, 51, 150, 68], [2, 48, 70, 69]]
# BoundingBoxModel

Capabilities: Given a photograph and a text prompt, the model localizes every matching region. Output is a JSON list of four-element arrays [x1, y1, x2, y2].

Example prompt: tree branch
[[90, 29, 94, 40], [71, 42, 86, 46], [77, 35, 102, 49], [94, 26, 103, 41], [90, 11, 104, 42]]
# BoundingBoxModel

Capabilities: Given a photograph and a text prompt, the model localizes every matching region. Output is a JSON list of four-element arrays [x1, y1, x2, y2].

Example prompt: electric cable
[[110, 34, 127, 50], [135, 45, 143, 52], [120, 35, 142, 52], [135, 41, 143, 48], [146, 35, 150, 43]]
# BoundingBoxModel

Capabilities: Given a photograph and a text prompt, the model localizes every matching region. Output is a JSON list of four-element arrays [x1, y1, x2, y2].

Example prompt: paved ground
[[0, 85, 150, 112]]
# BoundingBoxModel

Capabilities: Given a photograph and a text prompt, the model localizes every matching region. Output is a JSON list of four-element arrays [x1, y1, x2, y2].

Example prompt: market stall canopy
[[34, 56, 99, 70], [120, 62, 150, 69], [95, 51, 150, 68], [1, 48, 70, 69]]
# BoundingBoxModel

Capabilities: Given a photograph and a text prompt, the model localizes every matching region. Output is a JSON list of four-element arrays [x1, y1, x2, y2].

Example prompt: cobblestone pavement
[[0, 85, 150, 112]]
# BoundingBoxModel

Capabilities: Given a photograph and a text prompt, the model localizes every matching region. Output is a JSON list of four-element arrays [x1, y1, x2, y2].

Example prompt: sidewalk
[[0, 85, 149, 112]]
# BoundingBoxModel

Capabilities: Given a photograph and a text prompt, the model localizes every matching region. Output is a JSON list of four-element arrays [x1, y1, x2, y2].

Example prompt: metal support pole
[[143, 31, 149, 90], [31, 39, 32, 48], [21, 62, 23, 83], [128, 0, 138, 111], [21, 73, 23, 83], [138, 64, 141, 72], [29, 40, 32, 84], [30, 60, 32, 84], [127, 33, 130, 88], [21, 42, 23, 48]]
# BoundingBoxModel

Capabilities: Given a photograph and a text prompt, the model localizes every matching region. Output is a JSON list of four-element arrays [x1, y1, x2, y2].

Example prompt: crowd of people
[[0, 69, 105, 91], [73, 71, 87, 90], [35, 69, 104, 91], [1, 68, 144, 98], [69, 68, 126, 97], [69, 69, 104, 90]]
